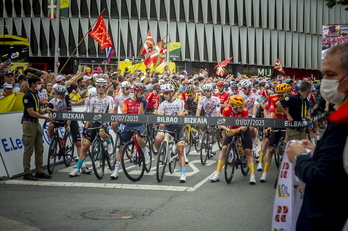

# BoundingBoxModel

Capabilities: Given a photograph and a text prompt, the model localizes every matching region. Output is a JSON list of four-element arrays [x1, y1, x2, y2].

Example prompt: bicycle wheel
[[194, 129, 202, 152], [258, 127, 264, 142], [216, 129, 223, 150], [106, 134, 116, 170], [144, 138, 152, 173], [121, 141, 145, 182], [168, 148, 177, 174], [183, 125, 192, 155], [224, 144, 237, 184], [240, 148, 250, 176], [200, 132, 210, 165], [90, 138, 105, 180], [274, 142, 285, 169], [63, 131, 74, 167], [156, 141, 168, 182], [47, 135, 58, 175]]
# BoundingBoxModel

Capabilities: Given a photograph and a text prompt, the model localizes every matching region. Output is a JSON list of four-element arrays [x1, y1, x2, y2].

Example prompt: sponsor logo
[[274, 206, 288, 222], [184, 117, 207, 125], [1, 137, 24, 152], [61, 112, 85, 120], [217, 118, 226, 125], [157, 116, 178, 123], [93, 114, 102, 120]]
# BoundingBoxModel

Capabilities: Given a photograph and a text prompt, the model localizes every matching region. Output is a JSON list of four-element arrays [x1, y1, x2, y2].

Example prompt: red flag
[[140, 31, 155, 55], [214, 57, 232, 76], [274, 59, 285, 74], [48, 0, 57, 19], [144, 40, 166, 67], [88, 14, 113, 49]]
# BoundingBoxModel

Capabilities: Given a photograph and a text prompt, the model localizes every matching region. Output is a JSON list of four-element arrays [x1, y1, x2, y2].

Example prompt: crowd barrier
[[0, 107, 326, 179]]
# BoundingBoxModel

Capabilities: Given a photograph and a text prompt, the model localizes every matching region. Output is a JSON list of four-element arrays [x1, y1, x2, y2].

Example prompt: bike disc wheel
[[183, 125, 192, 155], [156, 141, 168, 182], [90, 139, 105, 180], [63, 131, 74, 167], [106, 134, 116, 171], [224, 144, 236, 184], [200, 132, 209, 165], [47, 135, 58, 175], [121, 141, 145, 182]]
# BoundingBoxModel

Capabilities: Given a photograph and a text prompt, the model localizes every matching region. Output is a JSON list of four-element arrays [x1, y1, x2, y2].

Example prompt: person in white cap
[[52, 75, 66, 89], [0, 83, 14, 98]]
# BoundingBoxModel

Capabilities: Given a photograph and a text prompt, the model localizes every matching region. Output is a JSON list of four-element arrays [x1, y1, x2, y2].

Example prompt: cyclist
[[185, 85, 201, 116], [110, 83, 149, 180], [153, 84, 187, 183], [210, 95, 256, 184], [69, 78, 114, 177], [224, 82, 232, 95], [214, 81, 230, 111], [230, 81, 239, 96], [145, 83, 160, 114], [111, 81, 133, 133], [258, 83, 289, 182]]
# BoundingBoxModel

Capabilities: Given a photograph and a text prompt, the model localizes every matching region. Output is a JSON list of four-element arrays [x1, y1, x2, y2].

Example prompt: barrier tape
[[50, 111, 327, 129]]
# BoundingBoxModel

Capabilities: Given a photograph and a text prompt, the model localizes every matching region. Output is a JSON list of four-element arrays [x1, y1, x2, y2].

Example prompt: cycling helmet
[[294, 83, 301, 90], [229, 95, 245, 106], [211, 83, 216, 90], [224, 82, 230, 87], [240, 80, 253, 88], [133, 83, 146, 91], [153, 83, 161, 90], [169, 79, 180, 90], [160, 84, 175, 92], [201, 84, 213, 92], [55, 85, 66, 94], [88, 87, 97, 98], [311, 86, 317, 93], [274, 84, 288, 94], [95, 78, 107, 86], [264, 83, 270, 89], [285, 79, 292, 84], [216, 81, 225, 86], [231, 81, 238, 88], [284, 84, 291, 92], [120, 81, 132, 88], [186, 85, 195, 96]]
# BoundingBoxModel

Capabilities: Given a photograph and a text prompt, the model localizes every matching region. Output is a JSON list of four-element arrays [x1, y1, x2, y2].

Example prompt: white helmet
[[201, 84, 213, 92], [240, 80, 253, 88], [88, 88, 97, 98], [160, 84, 175, 92], [55, 85, 66, 94], [120, 81, 132, 88], [95, 78, 107, 86]]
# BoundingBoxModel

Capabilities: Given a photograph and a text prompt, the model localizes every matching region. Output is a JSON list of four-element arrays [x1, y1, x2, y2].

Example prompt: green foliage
[[326, 0, 348, 10]]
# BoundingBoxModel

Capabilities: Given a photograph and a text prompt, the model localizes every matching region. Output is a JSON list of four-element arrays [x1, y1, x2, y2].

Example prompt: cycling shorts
[[222, 128, 252, 150], [269, 129, 284, 147], [120, 124, 145, 145]]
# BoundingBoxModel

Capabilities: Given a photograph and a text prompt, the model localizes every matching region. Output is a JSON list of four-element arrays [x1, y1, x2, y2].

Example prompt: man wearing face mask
[[276, 81, 311, 143], [285, 42, 348, 231], [22, 75, 54, 181]]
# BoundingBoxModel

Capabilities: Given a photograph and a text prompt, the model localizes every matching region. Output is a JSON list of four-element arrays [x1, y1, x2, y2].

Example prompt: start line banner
[[51, 112, 326, 129]]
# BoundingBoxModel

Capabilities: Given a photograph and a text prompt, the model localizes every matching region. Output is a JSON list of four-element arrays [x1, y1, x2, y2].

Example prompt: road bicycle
[[87, 124, 116, 180], [274, 129, 286, 169], [199, 125, 222, 165], [224, 133, 249, 184], [156, 129, 179, 182], [182, 124, 200, 155], [46, 121, 74, 175], [121, 129, 152, 182]]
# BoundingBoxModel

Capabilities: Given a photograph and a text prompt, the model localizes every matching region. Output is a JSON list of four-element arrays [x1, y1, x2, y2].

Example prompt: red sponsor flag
[[88, 14, 113, 49], [144, 40, 166, 67], [140, 31, 155, 55], [48, 0, 57, 19], [274, 59, 285, 74], [214, 57, 232, 76]]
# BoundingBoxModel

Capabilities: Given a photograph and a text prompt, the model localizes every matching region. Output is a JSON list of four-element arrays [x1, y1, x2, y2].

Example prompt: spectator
[[286, 42, 348, 231], [0, 83, 14, 98], [20, 81, 29, 93], [52, 75, 66, 89]]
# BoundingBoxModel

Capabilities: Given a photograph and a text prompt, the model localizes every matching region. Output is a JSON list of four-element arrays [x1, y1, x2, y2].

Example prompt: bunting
[[214, 57, 232, 76], [140, 31, 155, 55], [274, 59, 285, 74], [144, 40, 166, 68], [88, 14, 113, 49]]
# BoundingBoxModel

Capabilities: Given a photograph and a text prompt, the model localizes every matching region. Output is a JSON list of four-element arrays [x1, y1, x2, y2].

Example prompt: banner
[[169, 42, 181, 58], [60, 0, 70, 18], [0, 93, 24, 113]]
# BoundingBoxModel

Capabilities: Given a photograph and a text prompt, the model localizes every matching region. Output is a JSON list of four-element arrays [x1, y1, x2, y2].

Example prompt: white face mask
[[320, 76, 347, 105], [35, 84, 42, 91]]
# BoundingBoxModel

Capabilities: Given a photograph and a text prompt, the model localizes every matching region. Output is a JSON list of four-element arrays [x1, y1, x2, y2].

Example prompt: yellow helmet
[[169, 79, 180, 90], [229, 95, 245, 106], [186, 85, 195, 96], [284, 83, 291, 92], [275, 83, 288, 94]]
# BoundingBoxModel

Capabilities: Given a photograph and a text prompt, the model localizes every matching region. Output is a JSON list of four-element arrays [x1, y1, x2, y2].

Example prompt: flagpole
[[58, 8, 106, 75], [54, 0, 60, 74]]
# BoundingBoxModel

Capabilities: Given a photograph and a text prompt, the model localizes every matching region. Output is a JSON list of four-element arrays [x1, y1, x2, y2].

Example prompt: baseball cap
[[5, 71, 14, 76], [56, 75, 66, 82], [3, 83, 13, 89], [140, 76, 147, 82], [83, 75, 93, 81]]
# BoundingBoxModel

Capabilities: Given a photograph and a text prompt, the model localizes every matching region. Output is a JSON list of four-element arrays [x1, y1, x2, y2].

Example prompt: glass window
[[110, 1, 120, 18], [207, 0, 213, 23], [189, 0, 194, 22], [90, 0, 99, 18], [23, 0, 31, 17], [150, 0, 157, 20], [71, 0, 79, 17], [81, 0, 89, 18], [170, 0, 176, 21], [32, 0, 41, 17], [180, 0, 185, 22], [121, 0, 129, 19], [130, 0, 138, 19], [198, 0, 203, 23], [216, 0, 221, 24], [160, 0, 167, 21], [140, 0, 147, 19]]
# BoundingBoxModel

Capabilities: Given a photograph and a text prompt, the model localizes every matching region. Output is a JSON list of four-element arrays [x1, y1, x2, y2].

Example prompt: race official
[[22, 75, 53, 181]]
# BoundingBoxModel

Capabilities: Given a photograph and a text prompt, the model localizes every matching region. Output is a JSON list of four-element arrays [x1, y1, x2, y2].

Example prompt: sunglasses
[[242, 87, 248, 90], [203, 90, 211, 93], [97, 85, 106, 88]]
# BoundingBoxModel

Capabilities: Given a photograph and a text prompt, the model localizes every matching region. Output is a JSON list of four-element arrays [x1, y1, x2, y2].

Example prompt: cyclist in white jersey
[[69, 78, 114, 177], [154, 84, 187, 183], [83, 87, 97, 112], [111, 81, 133, 133]]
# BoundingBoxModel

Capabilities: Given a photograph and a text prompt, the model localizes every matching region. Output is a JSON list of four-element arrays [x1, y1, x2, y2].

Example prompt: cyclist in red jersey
[[210, 95, 256, 184], [145, 83, 160, 114], [258, 83, 289, 182], [213, 81, 230, 111]]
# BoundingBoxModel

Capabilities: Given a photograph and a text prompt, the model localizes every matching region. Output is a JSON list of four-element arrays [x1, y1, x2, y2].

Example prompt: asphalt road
[[0, 144, 278, 231]]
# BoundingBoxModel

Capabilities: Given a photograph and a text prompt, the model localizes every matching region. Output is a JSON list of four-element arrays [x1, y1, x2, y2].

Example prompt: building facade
[[0, 0, 347, 76]]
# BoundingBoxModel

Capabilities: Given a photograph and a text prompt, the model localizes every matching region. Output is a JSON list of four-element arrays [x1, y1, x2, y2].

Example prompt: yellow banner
[[60, 0, 69, 9], [0, 93, 24, 113], [169, 42, 181, 52]]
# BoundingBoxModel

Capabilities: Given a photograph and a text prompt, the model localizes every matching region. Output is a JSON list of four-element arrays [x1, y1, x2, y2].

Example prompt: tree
[[326, 0, 348, 10]]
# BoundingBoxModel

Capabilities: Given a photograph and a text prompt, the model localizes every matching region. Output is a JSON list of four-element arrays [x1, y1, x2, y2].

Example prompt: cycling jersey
[[185, 94, 201, 116], [122, 98, 143, 114], [197, 96, 221, 116], [89, 95, 114, 113], [114, 93, 132, 113], [48, 95, 71, 112], [213, 91, 230, 109], [264, 95, 287, 119], [158, 98, 185, 116], [240, 92, 259, 117], [145, 92, 160, 110], [222, 105, 248, 129], [259, 88, 269, 98]]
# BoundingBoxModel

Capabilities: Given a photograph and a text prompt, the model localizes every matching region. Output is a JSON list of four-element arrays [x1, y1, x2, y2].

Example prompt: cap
[[56, 75, 66, 82], [3, 83, 13, 89], [83, 75, 93, 81], [140, 76, 147, 82], [92, 74, 99, 79], [5, 71, 13, 76]]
